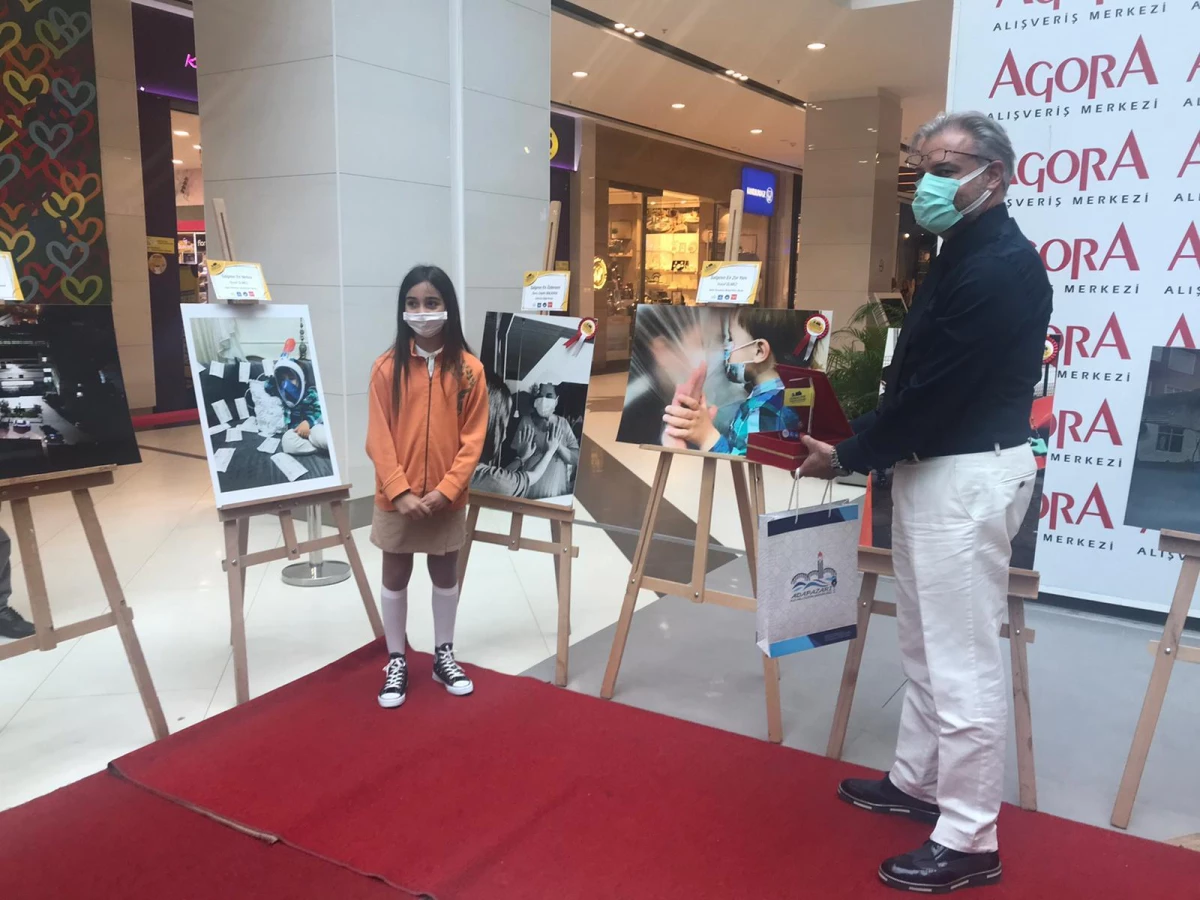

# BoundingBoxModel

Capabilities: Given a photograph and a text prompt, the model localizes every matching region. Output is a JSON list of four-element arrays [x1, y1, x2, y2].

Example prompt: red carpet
[[0, 774, 412, 899], [103, 641, 1200, 899]]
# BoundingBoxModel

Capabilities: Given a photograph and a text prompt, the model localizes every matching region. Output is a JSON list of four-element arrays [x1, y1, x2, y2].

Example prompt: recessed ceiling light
[[633, 30, 645, 37], [614, 22, 625, 29], [807, 42, 827, 51], [858, 159, 869, 164], [623, 26, 635, 33], [671, 103, 685, 109], [173, 130, 189, 136], [724, 69, 735, 76], [572, 71, 588, 78], [867, 127, 877, 133], [750, 128, 763, 134], [193, 144, 201, 150], [172, 159, 183, 165], [903, 233, 911, 239], [738, 74, 749, 82]]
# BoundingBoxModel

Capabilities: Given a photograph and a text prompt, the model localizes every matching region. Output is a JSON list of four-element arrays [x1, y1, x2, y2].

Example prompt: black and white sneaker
[[378, 653, 408, 708], [0, 607, 35, 642], [432, 643, 474, 696]]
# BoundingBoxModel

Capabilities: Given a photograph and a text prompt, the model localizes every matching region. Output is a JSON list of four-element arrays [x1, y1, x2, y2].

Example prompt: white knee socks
[[381, 587, 408, 655], [431, 584, 460, 648]]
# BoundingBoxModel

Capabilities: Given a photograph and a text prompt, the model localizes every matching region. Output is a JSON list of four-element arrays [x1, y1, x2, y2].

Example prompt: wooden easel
[[1111, 528, 1200, 829], [601, 449, 783, 741], [219, 484, 383, 705], [457, 199, 581, 686], [600, 188, 784, 742], [825, 546, 1040, 811], [0, 466, 168, 740]]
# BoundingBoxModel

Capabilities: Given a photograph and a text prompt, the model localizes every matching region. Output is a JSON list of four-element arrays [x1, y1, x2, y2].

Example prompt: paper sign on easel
[[521, 270, 570, 312], [0, 251, 23, 303], [207, 261, 272, 304], [695, 260, 761, 306]]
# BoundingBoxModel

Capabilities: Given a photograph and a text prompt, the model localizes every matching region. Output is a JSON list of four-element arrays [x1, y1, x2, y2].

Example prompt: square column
[[193, 0, 550, 502], [794, 92, 902, 330]]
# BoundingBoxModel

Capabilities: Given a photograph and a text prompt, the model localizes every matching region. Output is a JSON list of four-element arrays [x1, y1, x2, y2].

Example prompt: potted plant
[[825, 302, 903, 485]]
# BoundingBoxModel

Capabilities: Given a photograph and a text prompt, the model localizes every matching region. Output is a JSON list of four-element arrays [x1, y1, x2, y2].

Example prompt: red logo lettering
[[1041, 484, 1114, 530], [1049, 314, 1131, 366], [1180, 133, 1200, 179], [1049, 400, 1123, 449], [1169, 223, 1200, 271], [1037, 224, 1139, 280], [1014, 132, 1149, 193], [1166, 315, 1197, 349], [990, 37, 1158, 104]]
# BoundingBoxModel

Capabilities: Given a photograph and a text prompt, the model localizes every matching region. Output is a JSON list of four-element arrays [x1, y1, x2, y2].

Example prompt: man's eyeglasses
[[905, 148, 996, 170]]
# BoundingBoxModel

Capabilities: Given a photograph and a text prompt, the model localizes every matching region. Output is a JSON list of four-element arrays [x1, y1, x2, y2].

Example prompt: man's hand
[[420, 490, 450, 514], [796, 435, 837, 480], [394, 491, 430, 520], [663, 393, 720, 451], [295, 421, 312, 440]]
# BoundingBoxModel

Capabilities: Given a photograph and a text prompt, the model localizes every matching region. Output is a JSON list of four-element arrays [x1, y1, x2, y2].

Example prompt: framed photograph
[[617, 305, 831, 458], [1124, 346, 1200, 534], [182, 304, 341, 508], [469, 312, 593, 508], [0, 305, 140, 479]]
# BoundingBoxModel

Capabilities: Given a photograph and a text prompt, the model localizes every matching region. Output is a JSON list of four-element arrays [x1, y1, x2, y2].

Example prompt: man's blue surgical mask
[[912, 164, 992, 235]]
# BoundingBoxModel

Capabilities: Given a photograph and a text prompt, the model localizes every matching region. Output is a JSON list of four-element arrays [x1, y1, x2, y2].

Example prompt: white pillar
[[193, 0, 550, 501], [794, 91, 902, 331], [94, 0, 155, 410]]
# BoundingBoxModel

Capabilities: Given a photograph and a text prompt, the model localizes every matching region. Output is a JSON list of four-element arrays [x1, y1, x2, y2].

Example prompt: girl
[[366, 265, 488, 708]]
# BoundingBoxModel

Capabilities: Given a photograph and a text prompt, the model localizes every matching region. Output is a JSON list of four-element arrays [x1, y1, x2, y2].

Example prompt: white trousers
[[887, 444, 1036, 854]]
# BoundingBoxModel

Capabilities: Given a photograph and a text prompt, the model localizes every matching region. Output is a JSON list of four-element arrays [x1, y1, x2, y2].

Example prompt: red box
[[745, 366, 855, 471]]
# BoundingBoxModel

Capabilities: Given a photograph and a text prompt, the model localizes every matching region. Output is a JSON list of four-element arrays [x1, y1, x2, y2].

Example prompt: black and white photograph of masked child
[[469, 312, 591, 507], [182, 304, 342, 507]]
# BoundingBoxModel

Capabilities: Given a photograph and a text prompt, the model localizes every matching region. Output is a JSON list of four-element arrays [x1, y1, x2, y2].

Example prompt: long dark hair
[[391, 265, 473, 412]]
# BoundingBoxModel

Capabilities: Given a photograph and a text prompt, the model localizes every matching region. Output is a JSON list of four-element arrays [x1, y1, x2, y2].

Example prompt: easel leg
[[1007, 596, 1037, 811], [224, 518, 251, 706], [826, 572, 879, 759], [733, 461, 783, 743], [73, 489, 169, 740], [688, 458, 718, 601], [330, 500, 384, 639], [229, 517, 249, 646], [552, 519, 572, 687], [10, 498, 55, 652], [457, 504, 481, 588], [601, 452, 672, 699], [1111, 556, 1200, 828]]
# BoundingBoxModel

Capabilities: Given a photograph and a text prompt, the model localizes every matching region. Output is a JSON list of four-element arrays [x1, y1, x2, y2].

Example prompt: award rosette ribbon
[[1043, 333, 1062, 367], [793, 313, 830, 364], [565, 317, 597, 354]]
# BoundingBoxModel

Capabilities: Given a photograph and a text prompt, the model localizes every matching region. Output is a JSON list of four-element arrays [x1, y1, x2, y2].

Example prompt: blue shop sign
[[741, 166, 777, 217]]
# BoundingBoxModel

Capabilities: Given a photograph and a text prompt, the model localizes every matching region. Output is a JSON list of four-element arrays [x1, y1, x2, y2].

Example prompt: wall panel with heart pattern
[[1, 0, 112, 306]]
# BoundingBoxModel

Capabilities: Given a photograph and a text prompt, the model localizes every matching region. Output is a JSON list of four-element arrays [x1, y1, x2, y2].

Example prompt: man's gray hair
[[911, 112, 1016, 185]]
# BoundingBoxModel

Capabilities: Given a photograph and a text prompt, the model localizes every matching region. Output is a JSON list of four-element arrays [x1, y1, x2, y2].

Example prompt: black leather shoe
[[879, 841, 1002, 893], [837, 774, 940, 824]]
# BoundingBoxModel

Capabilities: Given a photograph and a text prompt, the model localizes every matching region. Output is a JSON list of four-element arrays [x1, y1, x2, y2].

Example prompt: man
[[798, 112, 1052, 893], [0, 522, 36, 641]]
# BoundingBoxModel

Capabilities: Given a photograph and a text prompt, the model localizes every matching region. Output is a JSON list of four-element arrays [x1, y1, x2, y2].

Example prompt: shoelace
[[381, 658, 406, 691], [435, 649, 466, 683]]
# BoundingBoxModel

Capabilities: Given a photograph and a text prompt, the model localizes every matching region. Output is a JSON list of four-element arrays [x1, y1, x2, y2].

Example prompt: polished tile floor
[[2, 371, 1198, 849]]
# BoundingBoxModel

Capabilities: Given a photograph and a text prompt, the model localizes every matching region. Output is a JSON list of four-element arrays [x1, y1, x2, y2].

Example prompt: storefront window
[[605, 188, 643, 360], [644, 191, 708, 306]]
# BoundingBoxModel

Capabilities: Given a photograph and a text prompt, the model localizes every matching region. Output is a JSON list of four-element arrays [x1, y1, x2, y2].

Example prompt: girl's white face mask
[[404, 311, 447, 337]]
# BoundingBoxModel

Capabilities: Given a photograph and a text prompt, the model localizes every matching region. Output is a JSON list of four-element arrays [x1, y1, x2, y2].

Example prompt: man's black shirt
[[837, 205, 1053, 474]]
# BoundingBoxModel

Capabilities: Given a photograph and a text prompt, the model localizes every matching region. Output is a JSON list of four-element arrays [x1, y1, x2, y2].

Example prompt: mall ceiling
[[551, 0, 952, 168]]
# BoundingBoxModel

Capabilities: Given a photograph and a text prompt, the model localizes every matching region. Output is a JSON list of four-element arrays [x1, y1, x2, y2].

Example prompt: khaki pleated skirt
[[370, 505, 467, 556]]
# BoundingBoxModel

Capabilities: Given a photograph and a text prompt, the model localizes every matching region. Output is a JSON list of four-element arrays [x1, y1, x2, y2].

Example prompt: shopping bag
[[756, 493, 863, 658]]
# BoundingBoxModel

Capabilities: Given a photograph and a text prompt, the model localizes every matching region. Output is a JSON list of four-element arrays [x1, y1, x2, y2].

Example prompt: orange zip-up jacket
[[366, 343, 488, 512]]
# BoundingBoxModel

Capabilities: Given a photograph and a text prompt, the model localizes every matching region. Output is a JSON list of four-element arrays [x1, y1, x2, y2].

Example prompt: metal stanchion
[[281, 505, 352, 587]]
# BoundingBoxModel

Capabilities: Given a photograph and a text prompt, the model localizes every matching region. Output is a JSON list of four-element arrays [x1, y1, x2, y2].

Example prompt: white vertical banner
[[948, 1, 1199, 613]]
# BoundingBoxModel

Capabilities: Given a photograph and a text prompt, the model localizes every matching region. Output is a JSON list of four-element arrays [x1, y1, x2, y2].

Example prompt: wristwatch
[[829, 447, 851, 478]]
